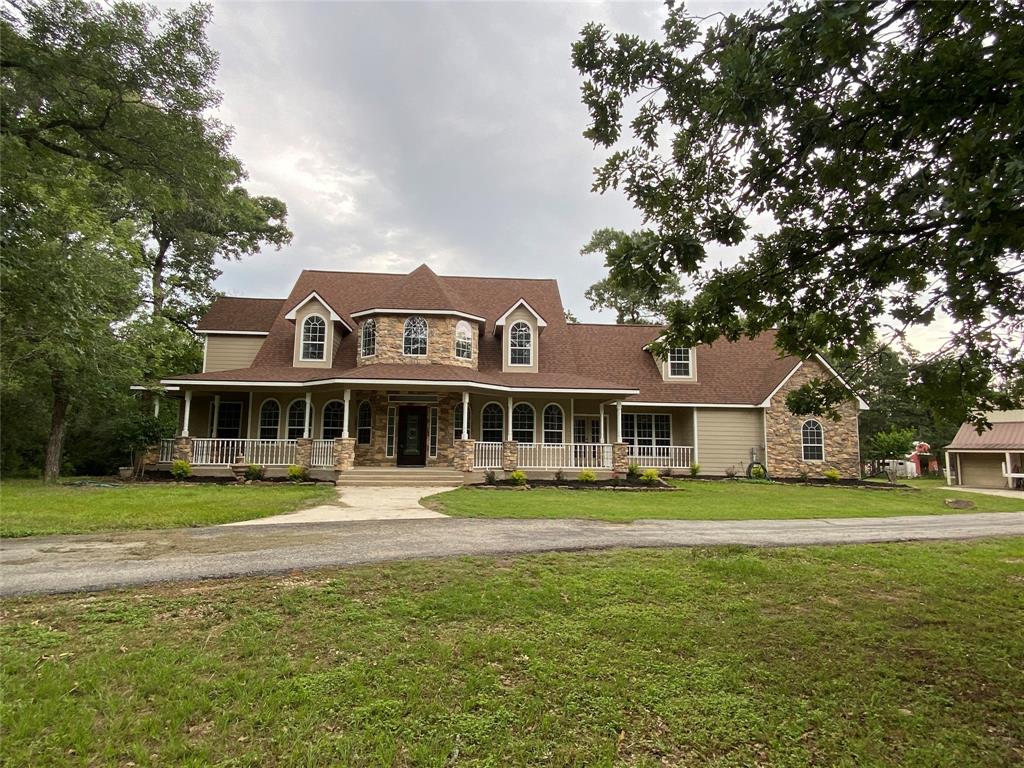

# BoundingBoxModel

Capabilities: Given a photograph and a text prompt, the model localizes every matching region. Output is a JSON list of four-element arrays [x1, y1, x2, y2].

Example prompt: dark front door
[[396, 407, 428, 466]]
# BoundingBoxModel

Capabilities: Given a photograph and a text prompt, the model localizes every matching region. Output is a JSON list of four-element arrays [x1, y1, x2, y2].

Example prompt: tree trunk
[[43, 372, 70, 484], [150, 236, 171, 318]]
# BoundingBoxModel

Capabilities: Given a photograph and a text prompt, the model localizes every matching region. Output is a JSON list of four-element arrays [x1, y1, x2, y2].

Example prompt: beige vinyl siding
[[204, 335, 264, 372], [292, 297, 335, 368], [696, 408, 764, 475], [501, 306, 539, 373], [958, 453, 1007, 488]]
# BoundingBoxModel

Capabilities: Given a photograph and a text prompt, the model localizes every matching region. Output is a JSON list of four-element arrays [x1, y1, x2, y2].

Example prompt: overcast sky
[[199, 0, 951, 349]]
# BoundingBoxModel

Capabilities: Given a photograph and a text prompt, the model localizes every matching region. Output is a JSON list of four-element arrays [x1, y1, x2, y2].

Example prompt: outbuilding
[[945, 410, 1024, 490]]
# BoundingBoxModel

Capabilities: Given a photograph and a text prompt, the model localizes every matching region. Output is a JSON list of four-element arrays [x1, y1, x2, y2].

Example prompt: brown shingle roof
[[353, 264, 473, 315], [947, 420, 1024, 451], [196, 297, 284, 333]]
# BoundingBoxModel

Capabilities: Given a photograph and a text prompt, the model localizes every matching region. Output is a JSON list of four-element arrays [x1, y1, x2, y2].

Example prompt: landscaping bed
[[472, 477, 677, 491]]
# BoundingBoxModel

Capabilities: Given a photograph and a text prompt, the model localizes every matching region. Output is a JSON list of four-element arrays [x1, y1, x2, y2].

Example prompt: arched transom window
[[403, 316, 428, 356], [512, 403, 535, 443], [258, 400, 280, 440], [360, 319, 376, 357], [801, 420, 824, 461], [543, 404, 564, 444], [357, 401, 372, 445], [287, 400, 308, 440], [454, 320, 473, 360], [481, 402, 504, 443], [301, 315, 326, 361], [322, 401, 344, 440], [509, 321, 532, 366]]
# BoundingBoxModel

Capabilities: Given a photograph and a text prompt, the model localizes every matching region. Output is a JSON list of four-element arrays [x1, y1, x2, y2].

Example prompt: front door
[[396, 407, 428, 466]]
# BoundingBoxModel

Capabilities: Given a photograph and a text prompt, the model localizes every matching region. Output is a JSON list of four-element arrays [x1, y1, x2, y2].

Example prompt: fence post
[[173, 436, 193, 463], [501, 440, 518, 472], [612, 443, 629, 474], [295, 438, 312, 469], [454, 439, 476, 473], [333, 437, 355, 472]]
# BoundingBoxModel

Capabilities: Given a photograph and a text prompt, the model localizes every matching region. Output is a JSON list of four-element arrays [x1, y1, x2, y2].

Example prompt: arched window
[[454, 320, 473, 360], [357, 401, 372, 445], [360, 319, 376, 357], [301, 315, 326, 360], [287, 400, 308, 440], [258, 400, 280, 440], [403, 316, 428, 356], [512, 403, 535, 443], [801, 420, 824, 461], [322, 401, 344, 439], [509, 321, 532, 366], [481, 402, 504, 443], [543, 404, 564, 444]]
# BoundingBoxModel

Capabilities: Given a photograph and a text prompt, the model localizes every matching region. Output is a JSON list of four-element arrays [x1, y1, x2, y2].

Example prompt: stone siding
[[355, 315, 477, 369], [764, 360, 860, 479], [351, 390, 464, 468], [612, 442, 629, 473], [294, 438, 312, 469], [333, 437, 355, 471], [453, 439, 476, 472]]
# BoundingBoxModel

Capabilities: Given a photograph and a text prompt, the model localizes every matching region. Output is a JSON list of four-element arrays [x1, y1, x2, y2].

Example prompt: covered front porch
[[149, 384, 697, 476]]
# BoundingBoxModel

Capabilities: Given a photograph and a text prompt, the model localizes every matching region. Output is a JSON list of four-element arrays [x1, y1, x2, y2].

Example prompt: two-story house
[[151, 264, 866, 480]]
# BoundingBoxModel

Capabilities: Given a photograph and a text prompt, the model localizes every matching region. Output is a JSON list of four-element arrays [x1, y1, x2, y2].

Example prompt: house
[[149, 264, 867, 480], [944, 411, 1024, 490]]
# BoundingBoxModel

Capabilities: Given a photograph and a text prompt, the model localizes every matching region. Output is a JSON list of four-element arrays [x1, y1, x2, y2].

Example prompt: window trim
[[666, 347, 694, 379], [258, 398, 281, 440], [403, 316, 428, 357], [511, 401, 536, 443], [480, 401, 505, 443], [454, 320, 473, 360], [429, 407, 438, 458], [299, 313, 328, 362], [620, 411, 674, 448], [801, 419, 825, 462], [359, 318, 376, 358], [321, 399, 344, 440], [285, 398, 311, 440], [356, 400, 372, 445], [542, 402, 564, 444], [508, 320, 533, 367]]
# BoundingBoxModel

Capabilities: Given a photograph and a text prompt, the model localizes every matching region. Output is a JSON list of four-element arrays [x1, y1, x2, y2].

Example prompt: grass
[[425, 476, 1023, 522], [0, 479, 336, 537], [2, 540, 1023, 766]]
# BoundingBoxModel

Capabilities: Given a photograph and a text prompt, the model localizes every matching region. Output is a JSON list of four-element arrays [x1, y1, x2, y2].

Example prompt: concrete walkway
[[2, 512, 1022, 597], [950, 486, 1024, 500], [221, 485, 452, 525]]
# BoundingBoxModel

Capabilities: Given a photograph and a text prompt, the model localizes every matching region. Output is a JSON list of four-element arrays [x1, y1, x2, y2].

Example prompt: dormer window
[[360, 319, 376, 357], [509, 321, 532, 366], [403, 316, 428, 356], [301, 315, 326, 361], [668, 347, 692, 378], [454, 320, 473, 360]]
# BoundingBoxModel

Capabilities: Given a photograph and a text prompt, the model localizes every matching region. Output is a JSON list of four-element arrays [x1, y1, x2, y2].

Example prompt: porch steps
[[336, 468, 466, 487]]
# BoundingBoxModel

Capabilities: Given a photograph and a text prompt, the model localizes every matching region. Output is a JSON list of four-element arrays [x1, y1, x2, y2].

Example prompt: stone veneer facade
[[351, 389, 465, 468], [764, 359, 860, 479], [355, 315, 477, 369]]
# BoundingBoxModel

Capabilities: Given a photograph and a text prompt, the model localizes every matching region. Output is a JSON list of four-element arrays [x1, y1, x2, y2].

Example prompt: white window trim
[[285, 398, 311, 440], [299, 313, 328, 362], [403, 316, 429, 357], [666, 347, 695, 380], [321, 399, 345, 439], [511, 401, 536, 443], [480, 401, 505, 443], [542, 402, 565, 444], [508, 321, 533, 367], [284, 291, 352, 332], [801, 419, 825, 463], [494, 298, 548, 328], [429, 406, 438, 458], [620, 411, 674, 446], [385, 406, 397, 458], [454, 320, 473, 360], [359, 319, 377, 358], [258, 398, 282, 440]]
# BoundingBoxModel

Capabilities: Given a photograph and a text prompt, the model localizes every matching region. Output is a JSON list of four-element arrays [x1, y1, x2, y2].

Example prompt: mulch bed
[[471, 478, 678, 491]]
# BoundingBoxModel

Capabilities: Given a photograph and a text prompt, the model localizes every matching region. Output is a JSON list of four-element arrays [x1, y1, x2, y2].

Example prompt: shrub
[[641, 468, 660, 485], [626, 463, 641, 480], [553, 469, 566, 483], [287, 464, 309, 482], [483, 470, 496, 485], [798, 468, 810, 482], [170, 459, 192, 481], [578, 469, 597, 483], [824, 467, 841, 483], [508, 470, 528, 486], [750, 464, 766, 480], [245, 464, 265, 481], [725, 466, 737, 479], [689, 462, 700, 477]]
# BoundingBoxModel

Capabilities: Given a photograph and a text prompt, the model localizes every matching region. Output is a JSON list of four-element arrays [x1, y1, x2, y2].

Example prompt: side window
[[802, 420, 824, 461], [360, 319, 376, 357], [454, 320, 473, 360], [668, 347, 691, 377], [357, 401, 372, 445]]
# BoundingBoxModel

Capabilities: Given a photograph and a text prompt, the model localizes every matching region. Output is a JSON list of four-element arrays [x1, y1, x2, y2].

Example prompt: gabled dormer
[[284, 291, 352, 368], [643, 335, 697, 381], [495, 298, 547, 373]]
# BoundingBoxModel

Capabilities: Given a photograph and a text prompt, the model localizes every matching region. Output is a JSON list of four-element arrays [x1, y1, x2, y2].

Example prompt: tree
[[584, 230, 682, 323], [1, 0, 291, 479], [870, 428, 916, 485], [573, 0, 1023, 425]]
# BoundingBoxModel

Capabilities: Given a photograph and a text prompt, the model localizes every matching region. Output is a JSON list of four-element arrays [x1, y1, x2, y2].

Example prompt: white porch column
[[599, 403, 605, 443], [569, 398, 574, 444], [153, 397, 160, 418], [212, 394, 221, 438], [181, 390, 192, 437], [341, 388, 351, 439], [507, 395, 513, 440], [615, 401, 622, 443], [303, 391, 312, 439], [461, 391, 470, 440], [246, 394, 254, 440], [1006, 451, 1013, 488]]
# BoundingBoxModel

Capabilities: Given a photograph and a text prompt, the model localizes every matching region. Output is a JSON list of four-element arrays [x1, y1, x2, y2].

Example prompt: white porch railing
[[311, 439, 335, 469], [517, 443, 612, 469], [473, 442, 503, 469], [627, 445, 694, 469], [159, 438, 175, 463], [191, 438, 297, 466]]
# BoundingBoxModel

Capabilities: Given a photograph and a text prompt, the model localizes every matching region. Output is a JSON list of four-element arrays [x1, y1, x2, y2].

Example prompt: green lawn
[[2, 541, 1022, 766], [424, 478, 1023, 522], [0, 479, 335, 537]]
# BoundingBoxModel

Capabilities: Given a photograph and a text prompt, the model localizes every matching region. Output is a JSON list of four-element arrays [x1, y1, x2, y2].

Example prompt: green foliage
[[577, 469, 597, 483], [483, 470, 496, 485], [626, 463, 641, 480], [750, 464, 767, 481], [170, 459, 192, 481], [689, 463, 700, 477], [871, 428, 918, 461], [245, 464, 265, 481], [823, 468, 842, 483], [725, 466, 738, 479], [640, 468, 660, 485], [582, 240, 681, 324], [553, 469, 566, 483], [286, 465, 308, 482], [508, 470, 528, 486], [573, 2, 1024, 425]]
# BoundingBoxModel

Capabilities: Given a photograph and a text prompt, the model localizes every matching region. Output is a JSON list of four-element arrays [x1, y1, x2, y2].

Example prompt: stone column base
[[612, 442, 629, 473], [501, 441, 518, 472], [453, 439, 476, 472], [173, 437, 193, 463], [294, 438, 312, 469], [333, 437, 356, 471]]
